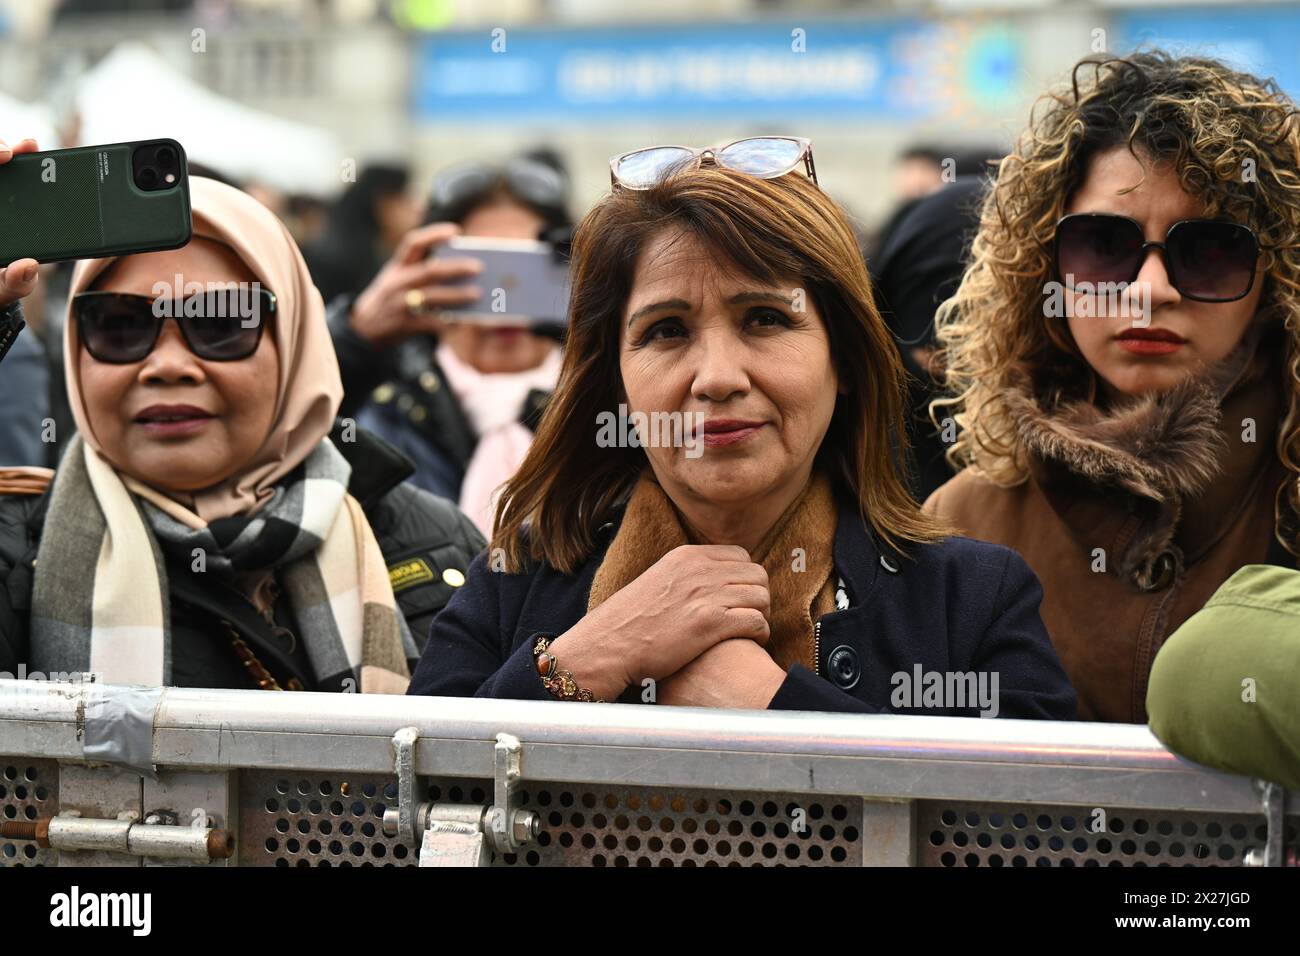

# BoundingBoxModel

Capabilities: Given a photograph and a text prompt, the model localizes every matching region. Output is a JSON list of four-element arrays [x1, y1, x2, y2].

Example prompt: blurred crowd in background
[[3, 0, 1300, 505]]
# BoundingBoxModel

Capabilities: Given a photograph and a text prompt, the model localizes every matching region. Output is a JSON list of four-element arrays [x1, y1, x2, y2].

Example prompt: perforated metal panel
[[917, 801, 1299, 867], [9, 762, 1295, 867], [0, 757, 59, 867], [500, 785, 862, 867], [237, 770, 863, 867], [238, 772, 419, 867]]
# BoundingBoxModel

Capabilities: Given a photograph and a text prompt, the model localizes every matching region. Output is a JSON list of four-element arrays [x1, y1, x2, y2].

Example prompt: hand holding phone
[[429, 235, 570, 326], [0, 137, 41, 304], [0, 136, 191, 268], [349, 222, 484, 349], [0, 137, 41, 363]]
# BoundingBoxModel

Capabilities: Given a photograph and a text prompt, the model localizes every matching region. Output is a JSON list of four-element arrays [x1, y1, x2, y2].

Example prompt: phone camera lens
[[139, 167, 158, 187], [156, 147, 176, 167]]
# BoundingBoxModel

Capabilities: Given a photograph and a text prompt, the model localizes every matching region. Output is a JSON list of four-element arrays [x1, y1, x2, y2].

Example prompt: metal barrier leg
[[381, 728, 538, 867], [1244, 781, 1287, 867], [861, 799, 916, 866], [418, 822, 490, 866]]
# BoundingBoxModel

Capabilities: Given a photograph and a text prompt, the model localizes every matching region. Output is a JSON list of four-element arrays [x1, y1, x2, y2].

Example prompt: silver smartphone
[[430, 235, 570, 325]]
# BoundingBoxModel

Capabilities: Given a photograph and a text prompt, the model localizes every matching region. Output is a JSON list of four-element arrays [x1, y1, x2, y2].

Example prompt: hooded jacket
[[926, 333, 1297, 722]]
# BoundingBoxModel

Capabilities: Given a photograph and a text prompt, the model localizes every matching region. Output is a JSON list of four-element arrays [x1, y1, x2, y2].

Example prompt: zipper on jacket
[[813, 619, 821, 677]]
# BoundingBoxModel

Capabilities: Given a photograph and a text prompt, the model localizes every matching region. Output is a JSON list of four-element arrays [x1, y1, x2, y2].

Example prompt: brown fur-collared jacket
[[925, 335, 1298, 723]]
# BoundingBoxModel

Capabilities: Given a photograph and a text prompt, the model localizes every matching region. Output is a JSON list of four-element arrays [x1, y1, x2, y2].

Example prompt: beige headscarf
[[64, 176, 343, 521], [34, 177, 412, 692]]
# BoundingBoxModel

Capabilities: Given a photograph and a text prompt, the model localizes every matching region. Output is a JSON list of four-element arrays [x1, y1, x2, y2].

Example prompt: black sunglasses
[[430, 158, 567, 217], [73, 288, 276, 364], [1053, 214, 1259, 303]]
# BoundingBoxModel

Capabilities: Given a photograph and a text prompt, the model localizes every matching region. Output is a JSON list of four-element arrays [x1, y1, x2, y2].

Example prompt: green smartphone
[[0, 138, 192, 267]]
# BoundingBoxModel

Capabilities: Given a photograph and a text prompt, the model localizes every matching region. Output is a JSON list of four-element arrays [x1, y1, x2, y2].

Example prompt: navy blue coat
[[408, 504, 1078, 719]]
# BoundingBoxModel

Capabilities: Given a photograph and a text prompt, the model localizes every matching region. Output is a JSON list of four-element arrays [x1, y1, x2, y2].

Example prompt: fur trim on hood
[[1004, 333, 1272, 590]]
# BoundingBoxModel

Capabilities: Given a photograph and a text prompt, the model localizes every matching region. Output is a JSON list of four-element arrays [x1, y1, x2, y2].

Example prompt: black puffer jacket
[[0, 418, 485, 690], [328, 297, 552, 502]]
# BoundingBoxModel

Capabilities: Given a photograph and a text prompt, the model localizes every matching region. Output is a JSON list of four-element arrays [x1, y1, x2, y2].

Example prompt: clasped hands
[[546, 545, 788, 710]]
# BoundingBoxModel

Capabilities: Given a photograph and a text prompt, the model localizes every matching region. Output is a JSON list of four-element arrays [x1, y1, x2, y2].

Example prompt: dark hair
[[303, 164, 410, 302], [520, 146, 569, 182], [326, 164, 410, 238], [898, 145, 944, 165]]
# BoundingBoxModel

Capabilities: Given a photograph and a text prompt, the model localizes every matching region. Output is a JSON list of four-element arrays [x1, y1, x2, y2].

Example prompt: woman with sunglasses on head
[[331, 154, 572, 534], [0, 149, 484, 692], [406, 137, 1076, 718], [926, 52, 1300, 723]]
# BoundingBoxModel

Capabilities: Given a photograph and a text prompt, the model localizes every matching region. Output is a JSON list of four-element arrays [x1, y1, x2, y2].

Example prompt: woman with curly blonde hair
[[926, 50, 1300, 722]]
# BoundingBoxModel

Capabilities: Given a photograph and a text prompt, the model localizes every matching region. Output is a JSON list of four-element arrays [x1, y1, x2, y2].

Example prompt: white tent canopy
[[0, 92, 57, 151], [75, 43, 343, 196]]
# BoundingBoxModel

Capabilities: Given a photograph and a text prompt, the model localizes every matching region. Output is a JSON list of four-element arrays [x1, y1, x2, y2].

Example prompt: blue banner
[[410, 19, 1028, 123], [1114, 7, 1300, 96]]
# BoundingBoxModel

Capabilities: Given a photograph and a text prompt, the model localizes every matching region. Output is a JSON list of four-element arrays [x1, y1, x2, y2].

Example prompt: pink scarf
[[436, 339, 562, 536]]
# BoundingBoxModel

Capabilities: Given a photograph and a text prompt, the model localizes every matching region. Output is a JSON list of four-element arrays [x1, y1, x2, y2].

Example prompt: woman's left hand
[[654, 639, 786, 709]]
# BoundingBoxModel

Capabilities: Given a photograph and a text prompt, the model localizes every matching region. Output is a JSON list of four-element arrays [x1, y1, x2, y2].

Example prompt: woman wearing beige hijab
[[0, 141, 484, 692]]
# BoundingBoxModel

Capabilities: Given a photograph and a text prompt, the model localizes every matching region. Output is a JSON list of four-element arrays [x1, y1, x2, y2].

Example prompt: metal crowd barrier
[[0, 679, 1294, 867]]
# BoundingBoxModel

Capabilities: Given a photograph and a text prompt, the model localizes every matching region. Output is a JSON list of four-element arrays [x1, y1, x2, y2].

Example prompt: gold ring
[[405, 289, 426, 313]]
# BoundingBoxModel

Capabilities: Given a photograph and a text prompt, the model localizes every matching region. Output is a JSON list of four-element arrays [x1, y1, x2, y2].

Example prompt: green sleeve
[[1146, 565, 1300, 790]]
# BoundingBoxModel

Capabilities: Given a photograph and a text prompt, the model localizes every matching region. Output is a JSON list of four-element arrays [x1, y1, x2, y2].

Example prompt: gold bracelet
[[533, 635, 605, 702]]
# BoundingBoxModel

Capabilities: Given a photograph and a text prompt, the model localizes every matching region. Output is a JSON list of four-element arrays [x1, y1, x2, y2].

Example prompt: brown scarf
[[587, 471, 840, 672]]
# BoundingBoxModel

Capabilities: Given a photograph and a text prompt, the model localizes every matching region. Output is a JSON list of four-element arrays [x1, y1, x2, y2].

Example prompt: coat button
[[826, 645, 860, 690], [442, 568, 465, 587], [880, 554, 899, 574], [372, 383, 395, 404], [418, 370, 440, 393]]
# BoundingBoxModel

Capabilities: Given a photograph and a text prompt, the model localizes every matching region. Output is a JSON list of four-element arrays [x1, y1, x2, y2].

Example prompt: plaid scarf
[[29, 434, 414, 692]]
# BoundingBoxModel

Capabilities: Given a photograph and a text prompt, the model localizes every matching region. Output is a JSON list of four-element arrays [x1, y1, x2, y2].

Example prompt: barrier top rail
[[0, 679, 1290, 816]]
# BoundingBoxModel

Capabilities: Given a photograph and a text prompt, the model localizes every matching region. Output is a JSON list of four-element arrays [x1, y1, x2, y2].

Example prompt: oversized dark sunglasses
[[1053, 213, 1259, 303], [610, 136, 817, 190], [73, 289, 277, 363]]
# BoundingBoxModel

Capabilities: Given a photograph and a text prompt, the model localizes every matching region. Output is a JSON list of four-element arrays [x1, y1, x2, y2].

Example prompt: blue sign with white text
[[410, 19, 1028, 124]]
